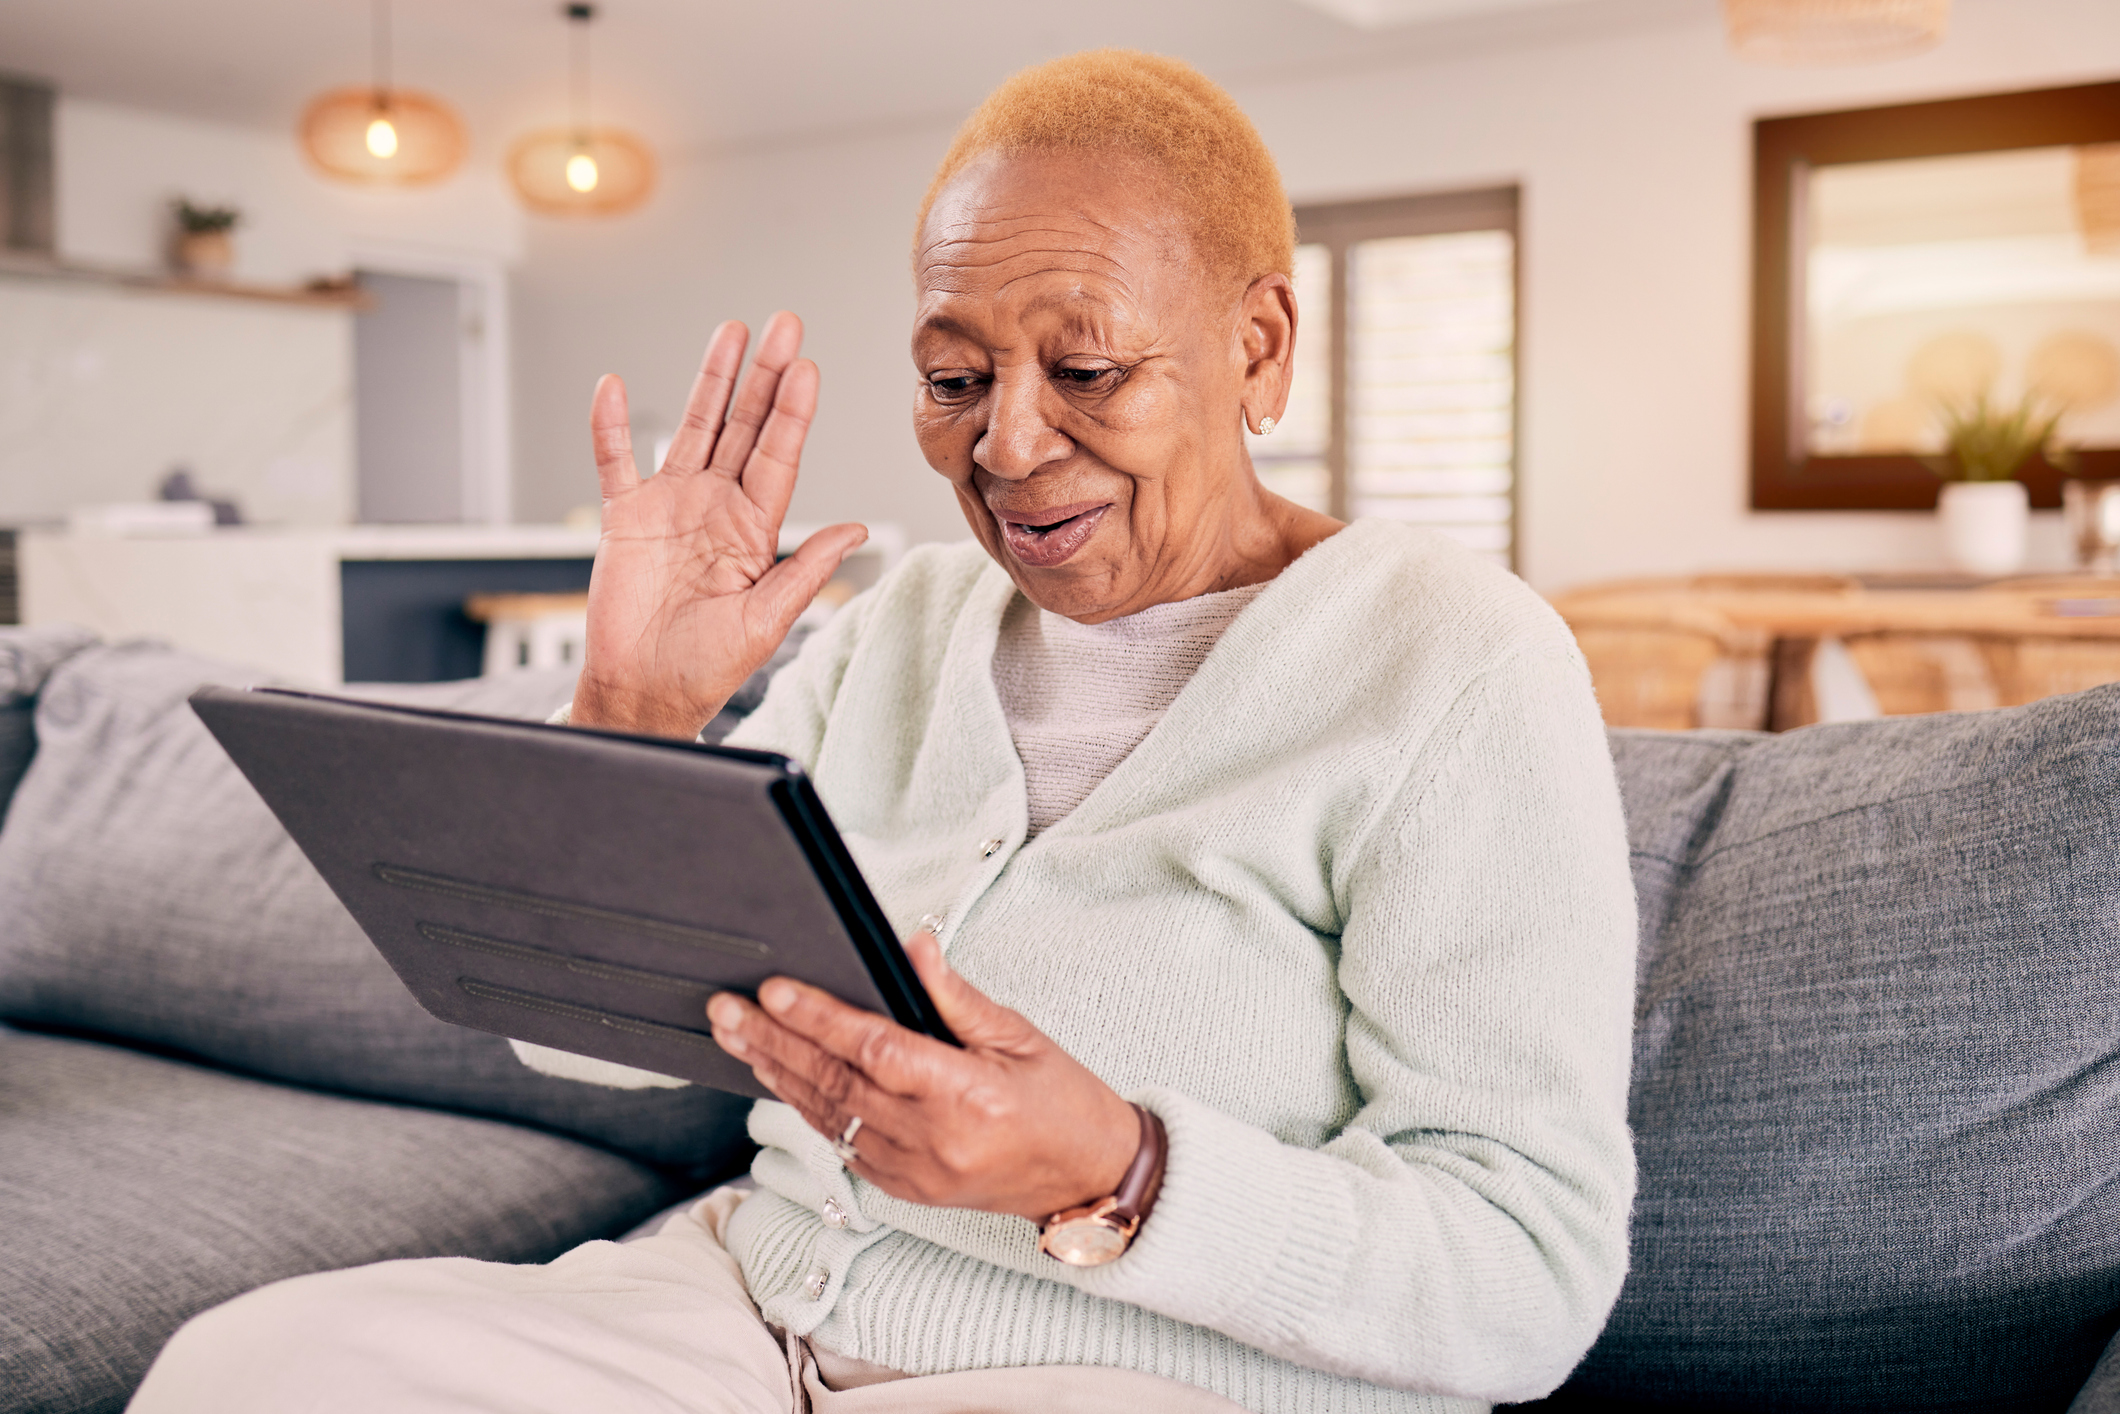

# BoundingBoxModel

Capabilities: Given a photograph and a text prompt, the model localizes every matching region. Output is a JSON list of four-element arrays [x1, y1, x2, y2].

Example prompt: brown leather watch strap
[[1108, 1104, 1168, 1225]]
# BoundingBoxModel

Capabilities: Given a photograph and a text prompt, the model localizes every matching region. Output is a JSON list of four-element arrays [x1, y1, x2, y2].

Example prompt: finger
[[752, 973, 966, 1099], [709, 992, 917, 1127], [746, 1048, 918, 1171], [740, 358, 819, 523], [720, 1023, 909, 1176], [589, 374, 640, 499], [745, 523, 868, 644], [659, 321, 749, 478], [903, 930, 1043, 1053], [709, 311, 804, 480]]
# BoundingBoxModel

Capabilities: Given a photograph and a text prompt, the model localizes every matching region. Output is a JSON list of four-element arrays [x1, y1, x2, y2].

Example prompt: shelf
[[0, 251, 371, 310]]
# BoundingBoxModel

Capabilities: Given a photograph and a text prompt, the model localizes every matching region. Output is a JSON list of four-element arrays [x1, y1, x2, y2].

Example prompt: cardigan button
[[804, 1265, 830, 1300], [821, 1197, 850, 1230], [981, 837, 1005, 858], [918, 912, 945, 933]]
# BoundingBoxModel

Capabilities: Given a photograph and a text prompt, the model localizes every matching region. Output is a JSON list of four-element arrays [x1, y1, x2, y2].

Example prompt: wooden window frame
[[1751, 81, 2120, 512], [1292, 187, 1521, 566]]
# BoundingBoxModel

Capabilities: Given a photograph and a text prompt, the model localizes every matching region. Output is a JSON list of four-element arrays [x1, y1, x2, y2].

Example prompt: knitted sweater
[[716, 520, 1639, 1412], [991, 580, 1267, 837]]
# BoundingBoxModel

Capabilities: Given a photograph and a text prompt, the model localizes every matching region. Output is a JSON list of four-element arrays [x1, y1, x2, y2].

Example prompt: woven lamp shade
[[299, 87, 465, 185], [1723, 0, 1949, 64], [2078, 144, 2120, 255], [507, 127, 656, 216]]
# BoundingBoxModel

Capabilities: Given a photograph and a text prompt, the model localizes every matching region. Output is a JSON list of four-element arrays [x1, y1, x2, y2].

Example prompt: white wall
[[56, 97, 524, 282], [1247, 0, 2120, 588], [510, 122, 956, 539], [0, 279, 353, 525], [0, 98, 526, 527], [510, 0, 2120, 587]]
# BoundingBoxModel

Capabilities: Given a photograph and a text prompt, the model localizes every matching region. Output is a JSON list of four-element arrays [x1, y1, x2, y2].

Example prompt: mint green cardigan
[[719, 519, 1638, 1413]]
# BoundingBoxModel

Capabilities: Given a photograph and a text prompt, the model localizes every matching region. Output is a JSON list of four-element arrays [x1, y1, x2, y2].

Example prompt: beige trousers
[[129, 1188, 1248, 1414]]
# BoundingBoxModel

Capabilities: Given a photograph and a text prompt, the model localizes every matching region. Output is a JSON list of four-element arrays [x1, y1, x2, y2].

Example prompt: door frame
[[348, 244, 513, 526]]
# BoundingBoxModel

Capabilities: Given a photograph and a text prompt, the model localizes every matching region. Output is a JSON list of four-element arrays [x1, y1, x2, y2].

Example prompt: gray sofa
[[1, 625, 2116, 1412]]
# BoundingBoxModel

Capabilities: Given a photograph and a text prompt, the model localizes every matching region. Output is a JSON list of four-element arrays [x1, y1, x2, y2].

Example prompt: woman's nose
[[974, 373, 1071, 481]]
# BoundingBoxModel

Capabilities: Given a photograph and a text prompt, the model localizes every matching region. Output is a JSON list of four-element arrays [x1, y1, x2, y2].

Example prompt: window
[[1251, 188, 1520, 568]]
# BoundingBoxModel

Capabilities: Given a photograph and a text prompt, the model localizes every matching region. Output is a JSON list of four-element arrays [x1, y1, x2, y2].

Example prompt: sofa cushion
[[0, 625, 99, 705], [1603, 728, 1755, 978], [1542, 690, 2120, 1411], [0, 1025, 683, 1414], [0, 638, 753, 1170], [0, 627, 97, 828]]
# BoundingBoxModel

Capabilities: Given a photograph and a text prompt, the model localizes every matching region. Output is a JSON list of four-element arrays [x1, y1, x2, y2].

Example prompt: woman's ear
[[1239, 273, 1297, 432]]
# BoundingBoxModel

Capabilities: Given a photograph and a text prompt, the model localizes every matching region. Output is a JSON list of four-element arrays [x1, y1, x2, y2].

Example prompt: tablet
[[189, 685, 954, 1099]]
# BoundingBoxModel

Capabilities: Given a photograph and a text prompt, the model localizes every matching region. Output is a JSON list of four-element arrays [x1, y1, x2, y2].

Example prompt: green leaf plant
[[1923, 393, 2075, 483], [172, 199, 241, 235]]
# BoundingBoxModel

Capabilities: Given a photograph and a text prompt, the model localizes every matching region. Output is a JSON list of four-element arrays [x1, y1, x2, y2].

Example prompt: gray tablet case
[[189, 686, 952, 1099]]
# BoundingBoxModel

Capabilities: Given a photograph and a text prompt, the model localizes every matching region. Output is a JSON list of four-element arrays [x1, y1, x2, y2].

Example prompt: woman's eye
[[1054, 366, 1117, 387]]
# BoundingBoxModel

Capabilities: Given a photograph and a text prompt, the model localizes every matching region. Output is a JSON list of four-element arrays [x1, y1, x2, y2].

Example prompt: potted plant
[[1924, 393, 2069, 577], [171, 200, 241, 279]]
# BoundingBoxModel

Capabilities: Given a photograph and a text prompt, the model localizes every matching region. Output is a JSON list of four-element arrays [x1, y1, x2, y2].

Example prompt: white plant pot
[[1938, 480, 2029, 577]]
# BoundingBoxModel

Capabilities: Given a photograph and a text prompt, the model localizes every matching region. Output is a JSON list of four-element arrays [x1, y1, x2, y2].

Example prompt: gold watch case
[[1038, 1196, 1140, 1267]]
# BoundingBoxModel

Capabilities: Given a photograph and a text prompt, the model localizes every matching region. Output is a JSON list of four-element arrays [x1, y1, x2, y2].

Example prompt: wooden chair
[[1554, 574, 2120, 729], [1839, 634, 2000, 717], [1556, 602, 1770, 731], [1840, 628, 2120, 717], [1979, 637, 2120, 707]]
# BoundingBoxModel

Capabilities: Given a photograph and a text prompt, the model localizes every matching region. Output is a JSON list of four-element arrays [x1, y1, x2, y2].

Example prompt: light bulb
[[565, 152, 600, 192], [300, 88, 464, 185]]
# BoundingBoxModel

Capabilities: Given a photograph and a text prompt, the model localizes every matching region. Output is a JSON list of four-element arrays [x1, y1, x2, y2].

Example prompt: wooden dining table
[[1546, 574, 2120, 731]]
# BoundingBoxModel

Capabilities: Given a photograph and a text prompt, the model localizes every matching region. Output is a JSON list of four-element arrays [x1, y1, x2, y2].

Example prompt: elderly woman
[[132, 50, 1636, 1414]]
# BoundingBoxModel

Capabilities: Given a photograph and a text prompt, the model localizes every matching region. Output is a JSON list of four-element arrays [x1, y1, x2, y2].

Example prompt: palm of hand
[[589, 469, 778, 726], [571, 314, 866, 738]]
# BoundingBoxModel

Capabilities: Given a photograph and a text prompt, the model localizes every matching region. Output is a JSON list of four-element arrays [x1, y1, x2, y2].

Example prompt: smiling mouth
[[993, 502, 1110, 569]]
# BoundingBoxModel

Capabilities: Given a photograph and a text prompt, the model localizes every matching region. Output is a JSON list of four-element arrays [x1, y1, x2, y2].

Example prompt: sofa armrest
[[2069, 1327, 2120, 1414], [0, 625, 98, 827]]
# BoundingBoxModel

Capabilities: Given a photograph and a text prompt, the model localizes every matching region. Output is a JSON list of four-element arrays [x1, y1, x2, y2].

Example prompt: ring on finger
[[831, 1115, 863, 1166]]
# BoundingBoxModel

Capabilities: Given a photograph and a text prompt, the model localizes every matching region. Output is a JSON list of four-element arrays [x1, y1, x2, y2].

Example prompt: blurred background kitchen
[[1, 0, 2115, 728]]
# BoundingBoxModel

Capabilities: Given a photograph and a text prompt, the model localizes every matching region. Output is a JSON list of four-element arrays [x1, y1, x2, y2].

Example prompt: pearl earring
[[1256, 416, 1276, 436]]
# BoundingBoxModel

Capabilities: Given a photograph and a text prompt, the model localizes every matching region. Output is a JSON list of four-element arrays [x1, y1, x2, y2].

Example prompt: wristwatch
[[1038, 1103, 1167, 1267]]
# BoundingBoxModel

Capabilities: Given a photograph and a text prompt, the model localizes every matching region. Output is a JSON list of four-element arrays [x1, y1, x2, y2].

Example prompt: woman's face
[[912, 149, 1294, 622]]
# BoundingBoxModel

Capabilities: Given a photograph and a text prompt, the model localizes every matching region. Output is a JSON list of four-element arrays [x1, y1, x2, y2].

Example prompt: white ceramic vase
[[1938, 480, 2028, 577]]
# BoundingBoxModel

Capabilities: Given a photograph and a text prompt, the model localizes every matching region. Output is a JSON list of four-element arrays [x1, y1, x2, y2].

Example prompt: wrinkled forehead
[[915, 149, 1194, 302], [911, 150, 1229, 343]]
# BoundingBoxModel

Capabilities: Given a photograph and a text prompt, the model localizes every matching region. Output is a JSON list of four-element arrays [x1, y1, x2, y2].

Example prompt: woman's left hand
[[706, 932, 1143, 1223]]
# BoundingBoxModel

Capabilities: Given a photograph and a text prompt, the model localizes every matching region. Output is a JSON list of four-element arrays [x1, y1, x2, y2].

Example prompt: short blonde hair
[[915, 50, 1295, 286]]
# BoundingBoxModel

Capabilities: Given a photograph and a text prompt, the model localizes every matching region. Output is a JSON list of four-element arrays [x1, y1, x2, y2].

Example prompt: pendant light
[[298, 0, 466, 185], [1723, 0, 1949, 65], [507, 4, 656, 217]]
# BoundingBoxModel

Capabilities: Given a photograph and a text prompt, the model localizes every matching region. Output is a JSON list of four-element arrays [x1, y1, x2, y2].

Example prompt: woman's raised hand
[[571, 314, 867, 738]]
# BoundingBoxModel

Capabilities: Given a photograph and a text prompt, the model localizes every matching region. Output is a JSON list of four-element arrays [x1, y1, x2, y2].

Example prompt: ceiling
[[0, 0, 1705, 160]]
